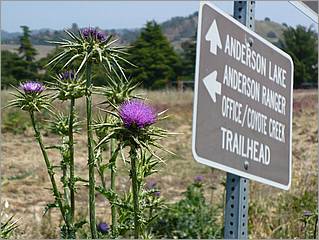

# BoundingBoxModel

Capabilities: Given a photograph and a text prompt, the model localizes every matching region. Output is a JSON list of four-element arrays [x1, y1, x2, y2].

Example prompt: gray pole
[[223, 1, 255, 239]]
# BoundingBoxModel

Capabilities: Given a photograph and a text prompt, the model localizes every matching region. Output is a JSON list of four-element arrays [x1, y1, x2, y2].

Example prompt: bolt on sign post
[[192, 1, 294, 238]]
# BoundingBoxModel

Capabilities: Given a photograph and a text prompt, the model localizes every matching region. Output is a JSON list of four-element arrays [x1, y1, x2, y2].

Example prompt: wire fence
[[171, 80, 195, 91]]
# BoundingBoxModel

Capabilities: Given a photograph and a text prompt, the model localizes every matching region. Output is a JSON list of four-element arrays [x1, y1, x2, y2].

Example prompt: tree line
[[1, 22, 317, 89]]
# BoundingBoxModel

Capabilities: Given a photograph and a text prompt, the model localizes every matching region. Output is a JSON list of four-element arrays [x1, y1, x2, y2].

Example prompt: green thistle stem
[[149, 205, 153, 219], [61, 141, 70, 211], [314, 214, 318, 239], [130, 146, 140, 239], [110, 140, 117, 236], [86, 62, 97, 239], [29, 111, 66, 223], [69, 97, 75, 225], [99, 160, 106, 189]]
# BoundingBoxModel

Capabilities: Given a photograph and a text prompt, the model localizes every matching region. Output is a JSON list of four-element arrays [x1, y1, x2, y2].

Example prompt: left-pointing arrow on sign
[[203, 71, 221, 103]]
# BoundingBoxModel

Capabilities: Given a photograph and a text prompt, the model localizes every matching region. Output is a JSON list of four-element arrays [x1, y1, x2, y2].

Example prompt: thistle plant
[[94, 113, 120, 237], [6, 81, 72, 236], [6, 81, 51, 113], [7, 24, 174, 239], [95, 99, 172, 238], [119, 100, 157, 238], [48, 70, 86, 228], [93, 76, 140, 237], [47, 110, 84, 238], [48, 70, 86, 100], [47, 27, 131, 238], [95, 75, 141, 107], [7, 80, 90, 238], [48, 111, 81, 136], [46, 27, 130, 77]]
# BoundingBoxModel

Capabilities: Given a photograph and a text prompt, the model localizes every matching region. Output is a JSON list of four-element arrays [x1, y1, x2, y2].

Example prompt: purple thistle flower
[[91, 28, 97, 37], [20, 81, 45, 94], [194, 175, 204, 182], [147, 180, 157, 190], [303, 210, 312, 217], [97, 222, 110, 234], [119, 100, 157, 129], [81, 27, 91, 38], [96, 31, 106, 41], [81, 27, 106, 42], [153, 191, 160, 197], [60, 70, 75, 80], [81, 27, 92, 39]]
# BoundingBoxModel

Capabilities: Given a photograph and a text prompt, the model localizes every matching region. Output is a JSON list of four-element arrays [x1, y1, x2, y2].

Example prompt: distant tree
[[1, 50, 38, 88], [18, 25, 37, 62], [37, 47, 61, 82], [180, 35, 196, 81], [267, 31, 277, 38], [38, 47, 81, 83], [280, 25, 318, 88], [282, 23, 288, 28], [264, 17, 271, 22], [71, 23, 79, 33], [126, 21, 181, 89]]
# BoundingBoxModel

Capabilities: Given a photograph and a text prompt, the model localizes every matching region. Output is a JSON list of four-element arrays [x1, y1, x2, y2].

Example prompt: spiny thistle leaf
[[95, 75, 142, 108], [48, 111, 81, 136], [0, 215, 19, 239]]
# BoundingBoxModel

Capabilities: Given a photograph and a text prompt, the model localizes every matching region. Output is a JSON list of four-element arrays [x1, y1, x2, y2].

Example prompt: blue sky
[[1, 1, 317, 32]]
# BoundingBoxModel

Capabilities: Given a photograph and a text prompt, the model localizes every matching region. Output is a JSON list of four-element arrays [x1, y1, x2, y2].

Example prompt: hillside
[[255, 19, 287, 47], [1, 12, 287, 50]]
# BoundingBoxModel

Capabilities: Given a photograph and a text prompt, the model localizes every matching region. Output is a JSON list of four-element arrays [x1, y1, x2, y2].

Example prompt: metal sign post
[[224, 2, 255, 239]]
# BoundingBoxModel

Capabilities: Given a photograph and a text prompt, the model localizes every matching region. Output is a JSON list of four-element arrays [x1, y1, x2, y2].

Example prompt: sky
[[1, 1, 317, 33]]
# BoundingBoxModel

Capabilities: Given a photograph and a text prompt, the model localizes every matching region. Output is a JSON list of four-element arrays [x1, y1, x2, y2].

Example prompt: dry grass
[[248, 89, 318, 238], [1, 89, 317, 238], [1, 44, 55, 61]]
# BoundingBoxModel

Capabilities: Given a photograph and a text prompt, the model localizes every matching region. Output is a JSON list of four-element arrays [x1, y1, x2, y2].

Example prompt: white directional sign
[[192, 2, 294, 190], [290, 1, 318, 23]]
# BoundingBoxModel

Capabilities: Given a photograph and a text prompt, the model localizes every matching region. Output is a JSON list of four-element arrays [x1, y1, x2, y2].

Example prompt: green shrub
[[273, 190, 317, 239], [249, 178, 318, 239], [2, 111, 30, 134], [151, 179, 222, 238]]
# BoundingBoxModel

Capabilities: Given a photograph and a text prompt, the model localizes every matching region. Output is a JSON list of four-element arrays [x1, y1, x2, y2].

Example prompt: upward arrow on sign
[[205, 19, 222, 55]]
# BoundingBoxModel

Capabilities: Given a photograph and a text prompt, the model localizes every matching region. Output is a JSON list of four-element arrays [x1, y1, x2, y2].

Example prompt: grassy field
[[1, 44, 55, 61], [1, 89, 317, 239]]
